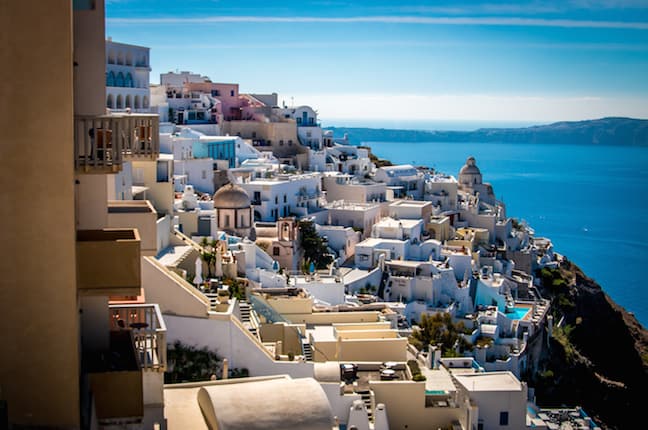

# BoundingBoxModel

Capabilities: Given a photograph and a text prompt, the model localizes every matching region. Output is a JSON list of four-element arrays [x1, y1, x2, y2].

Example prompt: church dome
[[459, 156, 481, 176], [213, 183, 251, 209]]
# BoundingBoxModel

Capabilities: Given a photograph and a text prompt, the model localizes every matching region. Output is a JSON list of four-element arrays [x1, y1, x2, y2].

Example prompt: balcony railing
[[109, 304, 167, 371], [76, 229, 141, 296], [86, 330, 143, 421], [74, 113, 159, 172]]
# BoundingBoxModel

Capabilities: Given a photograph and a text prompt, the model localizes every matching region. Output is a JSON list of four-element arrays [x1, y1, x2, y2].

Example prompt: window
[[499, 412, 509, 426], [202, 170, 206, 180], [211, 89, 220, 97], [273, 247, 280, 256], [224, 214, 230, 227], [279, 140, 284, 146], [156, 160, 169, 182], [275, 196, 278, 204], [230, 90, 235, 97], [283, 194, 287, 203]]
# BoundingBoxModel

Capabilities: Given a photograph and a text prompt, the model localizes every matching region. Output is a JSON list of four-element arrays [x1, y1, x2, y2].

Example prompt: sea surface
[[363, 140, 648, 326]]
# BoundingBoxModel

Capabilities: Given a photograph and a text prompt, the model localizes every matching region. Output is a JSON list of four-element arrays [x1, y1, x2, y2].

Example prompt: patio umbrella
[[193, 257, 203, 287]]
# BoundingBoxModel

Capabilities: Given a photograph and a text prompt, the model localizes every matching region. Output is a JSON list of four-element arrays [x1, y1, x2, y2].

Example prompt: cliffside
[[531, 259, 648, 429], [326, 117, 648, 147]]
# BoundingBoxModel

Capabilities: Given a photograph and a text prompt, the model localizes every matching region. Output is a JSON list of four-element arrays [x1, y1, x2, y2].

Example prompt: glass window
[[499, 412, 509, 426]]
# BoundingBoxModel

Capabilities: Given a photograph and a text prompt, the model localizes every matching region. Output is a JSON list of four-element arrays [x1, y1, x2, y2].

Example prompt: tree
[[409, 313, 472, 355], [200, 237, 218, 279], [298, 220, 333, 270]]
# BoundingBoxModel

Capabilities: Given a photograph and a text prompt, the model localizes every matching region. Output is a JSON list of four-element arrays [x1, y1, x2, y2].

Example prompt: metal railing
[[109, 303, 167, 371], [74, 113, 159, 171]]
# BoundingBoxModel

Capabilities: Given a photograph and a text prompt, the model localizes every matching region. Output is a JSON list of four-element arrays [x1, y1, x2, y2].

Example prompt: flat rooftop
[[326, 201, 381, 211], [390, 200, 431, 208], [357, 238, 406, 247], [376, 218, 422, 229], [454, 372, 523, 392]]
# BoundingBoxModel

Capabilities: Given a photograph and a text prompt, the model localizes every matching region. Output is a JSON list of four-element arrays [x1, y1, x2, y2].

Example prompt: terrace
[[74, 113, 159, 172]]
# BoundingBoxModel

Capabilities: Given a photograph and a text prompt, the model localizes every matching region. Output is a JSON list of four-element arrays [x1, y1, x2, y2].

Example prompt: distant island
[[326, 117, 648, 147]]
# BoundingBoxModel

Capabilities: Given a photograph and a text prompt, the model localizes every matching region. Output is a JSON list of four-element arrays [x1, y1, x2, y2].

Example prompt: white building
[[273, 105, 323, 150], [454, 372, 527, 430], [238, 173, 324, 222], [325, 201, 382, 239], [326, 144, 374, 176], [105, 39, 150, 111], [424, 174, 458, 211], [374, 164, 424, 200], [322, 173, 387, 203]]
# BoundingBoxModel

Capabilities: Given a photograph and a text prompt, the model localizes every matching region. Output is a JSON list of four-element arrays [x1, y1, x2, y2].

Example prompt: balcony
[[109, 304, 167, 371], [76, 229, 141, 296], [86, 330, 144, 422], [74, 113, 159, 173]]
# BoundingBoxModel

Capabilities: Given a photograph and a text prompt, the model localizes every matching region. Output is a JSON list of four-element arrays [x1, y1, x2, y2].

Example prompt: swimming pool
[[505, 307, 530, 320], [425, 390, 447, 395]]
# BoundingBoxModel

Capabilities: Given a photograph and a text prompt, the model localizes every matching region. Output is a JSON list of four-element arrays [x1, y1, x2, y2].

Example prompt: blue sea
[[363, 139, 648, 326]]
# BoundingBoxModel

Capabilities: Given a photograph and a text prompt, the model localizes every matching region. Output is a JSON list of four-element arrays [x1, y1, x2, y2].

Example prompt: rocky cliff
[[531, 259, 648, 429]]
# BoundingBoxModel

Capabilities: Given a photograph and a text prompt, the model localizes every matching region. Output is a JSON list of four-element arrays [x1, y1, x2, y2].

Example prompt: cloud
[[282, 93, 648, 121], [107, 15, 648, 30], [149, 40, 648, 52]]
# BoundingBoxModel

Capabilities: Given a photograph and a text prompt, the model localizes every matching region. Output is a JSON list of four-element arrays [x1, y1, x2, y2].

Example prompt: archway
[[116, 94, 123, 109], [134, 95, 141, 109], [125, 95, 132, 108], [106, 94, 114, 109]]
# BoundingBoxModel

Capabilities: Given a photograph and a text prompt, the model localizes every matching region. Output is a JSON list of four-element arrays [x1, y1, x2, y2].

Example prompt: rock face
[[531, 259, 648, 429], [327, 117, 648, 147]]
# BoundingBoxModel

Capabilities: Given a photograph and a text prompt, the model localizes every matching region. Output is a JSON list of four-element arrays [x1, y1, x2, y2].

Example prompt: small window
[[279, 140, 284, 146], [499, 412, 509, 426], [273, 247, 280, 256], [230, 90, 235, 97], [202, 170, 207, 179], [283, 194, 287, 203], [224, 215, 230, 227], [275, 196, 278, 204]]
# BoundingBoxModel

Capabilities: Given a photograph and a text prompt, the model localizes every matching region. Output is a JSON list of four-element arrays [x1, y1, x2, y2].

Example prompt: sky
[[105, 0, 648, 124]]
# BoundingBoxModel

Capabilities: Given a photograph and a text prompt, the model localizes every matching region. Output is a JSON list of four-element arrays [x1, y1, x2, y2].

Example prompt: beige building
[[1, 2, 166, 428]]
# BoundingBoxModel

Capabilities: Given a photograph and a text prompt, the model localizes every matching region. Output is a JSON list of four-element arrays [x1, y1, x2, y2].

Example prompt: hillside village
[[2, 3, 605, 430]]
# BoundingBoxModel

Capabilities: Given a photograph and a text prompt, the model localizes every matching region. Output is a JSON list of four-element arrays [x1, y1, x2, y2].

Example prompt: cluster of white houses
[[2, 3, 597, 429]]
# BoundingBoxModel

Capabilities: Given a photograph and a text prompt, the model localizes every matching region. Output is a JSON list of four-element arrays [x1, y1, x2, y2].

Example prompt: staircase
[[204, 293, 219, 311], [358, 390, 373, 422], [301, 340, 313, 361], [238, 301, 258, 338]]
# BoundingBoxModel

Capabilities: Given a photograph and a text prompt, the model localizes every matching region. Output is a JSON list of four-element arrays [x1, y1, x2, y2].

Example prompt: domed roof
[[213, 183, 251, 209], [459, 156, 481, 176]]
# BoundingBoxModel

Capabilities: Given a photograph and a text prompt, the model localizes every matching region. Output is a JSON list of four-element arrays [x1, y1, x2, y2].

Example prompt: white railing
[[74, 113, 159, 171], [109, 303, 167, 371]]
